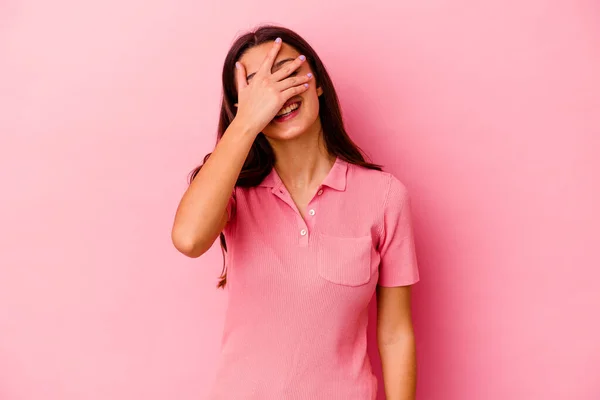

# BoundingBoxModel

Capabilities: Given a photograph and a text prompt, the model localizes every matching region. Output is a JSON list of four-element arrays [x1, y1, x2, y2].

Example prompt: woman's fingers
[[234, 61, 248, 91], [275, 73, 313, 91], [280, 82, 310, 100], [258, 38, 283, 76], [270, 54, 306, 82]]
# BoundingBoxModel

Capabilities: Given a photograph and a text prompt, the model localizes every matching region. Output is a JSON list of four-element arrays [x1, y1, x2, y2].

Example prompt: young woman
[[171, 25, 420, 400]]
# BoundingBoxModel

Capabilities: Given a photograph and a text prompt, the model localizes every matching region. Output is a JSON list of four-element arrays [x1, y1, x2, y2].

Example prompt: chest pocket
[[316, 233, 373, 287]]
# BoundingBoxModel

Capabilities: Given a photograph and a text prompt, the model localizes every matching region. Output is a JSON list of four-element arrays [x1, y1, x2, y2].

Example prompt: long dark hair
[[189, 24, 382, 289]]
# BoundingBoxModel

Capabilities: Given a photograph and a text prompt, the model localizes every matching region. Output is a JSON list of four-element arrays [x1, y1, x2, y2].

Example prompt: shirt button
[[317, 189, 323, 195], [300, 229, 307, 236], [308, 209, 315, 216]]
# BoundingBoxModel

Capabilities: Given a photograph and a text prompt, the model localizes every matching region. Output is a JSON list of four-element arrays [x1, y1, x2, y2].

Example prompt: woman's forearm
[[378, 332, 417, 400], [171, 118, 257, 257]]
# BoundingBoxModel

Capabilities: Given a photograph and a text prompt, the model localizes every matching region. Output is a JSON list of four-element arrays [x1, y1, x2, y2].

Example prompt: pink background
[[1, 1, 599, 399]]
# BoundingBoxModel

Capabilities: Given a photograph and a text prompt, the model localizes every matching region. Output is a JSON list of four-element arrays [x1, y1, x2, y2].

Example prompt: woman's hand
[[232, 38, 313, 135]]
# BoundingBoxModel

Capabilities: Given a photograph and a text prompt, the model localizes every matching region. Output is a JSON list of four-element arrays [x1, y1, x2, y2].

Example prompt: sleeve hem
[[377, 276, 420, 287]]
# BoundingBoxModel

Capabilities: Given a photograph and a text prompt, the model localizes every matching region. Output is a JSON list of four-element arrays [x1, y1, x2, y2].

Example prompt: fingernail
[[304, 83, 309, 88], [299, 55, 306, 61], [307, 73, 313, 78], [275, 37, 281, 43], [235, 62, 240, 69]]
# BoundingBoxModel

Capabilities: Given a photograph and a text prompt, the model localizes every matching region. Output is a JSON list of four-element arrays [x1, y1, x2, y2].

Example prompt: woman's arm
[[376, 284, 417, 400], [171, 39, 311, 259], [171, 118, 256, 258]]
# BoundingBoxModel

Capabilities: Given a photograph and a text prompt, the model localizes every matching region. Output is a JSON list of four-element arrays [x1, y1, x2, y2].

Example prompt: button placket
[[302, 186, 322, 244], [272, 183, 326, 247], [297, 216, 309, 246], [273, 184, 310, 246], [273, 186, 296, 212]]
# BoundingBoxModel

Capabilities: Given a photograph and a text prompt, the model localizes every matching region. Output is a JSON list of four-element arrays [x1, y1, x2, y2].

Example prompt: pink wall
[[1, 1, 599, 399]]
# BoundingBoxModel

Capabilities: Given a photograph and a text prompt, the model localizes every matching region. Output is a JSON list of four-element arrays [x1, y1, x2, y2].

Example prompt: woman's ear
[[317, 86, 323, 96], [234, 103, 238, 107]]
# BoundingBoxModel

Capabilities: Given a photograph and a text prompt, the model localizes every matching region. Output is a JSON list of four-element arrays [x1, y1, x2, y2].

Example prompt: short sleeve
[[377, 175, 420, 287]]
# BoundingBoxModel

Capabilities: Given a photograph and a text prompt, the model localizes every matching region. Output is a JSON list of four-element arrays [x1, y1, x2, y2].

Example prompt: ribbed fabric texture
[[209, 157, 420, 399]]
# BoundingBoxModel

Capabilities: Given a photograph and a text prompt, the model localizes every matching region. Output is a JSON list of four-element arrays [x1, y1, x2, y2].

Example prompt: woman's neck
[[269, 127, 335, 192]]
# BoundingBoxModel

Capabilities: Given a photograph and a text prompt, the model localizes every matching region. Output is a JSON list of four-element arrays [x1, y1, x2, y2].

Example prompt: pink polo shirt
[[208, 157, 419, 399]]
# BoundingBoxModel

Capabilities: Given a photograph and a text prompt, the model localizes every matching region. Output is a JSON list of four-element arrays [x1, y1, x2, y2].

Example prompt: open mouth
[[273, 101, 302, 123]]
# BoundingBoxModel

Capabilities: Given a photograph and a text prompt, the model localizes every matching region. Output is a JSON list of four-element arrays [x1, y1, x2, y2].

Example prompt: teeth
[[276, 102, 300, 117]]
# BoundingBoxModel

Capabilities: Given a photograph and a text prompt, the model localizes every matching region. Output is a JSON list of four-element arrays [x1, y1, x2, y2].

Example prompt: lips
[[282, 98, 301, 108], [273, 101, 302, 122], [275, 100, 301, 117]]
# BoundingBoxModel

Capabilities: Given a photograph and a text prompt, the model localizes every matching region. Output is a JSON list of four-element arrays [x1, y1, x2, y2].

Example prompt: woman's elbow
[[171, 229, 211, 258]]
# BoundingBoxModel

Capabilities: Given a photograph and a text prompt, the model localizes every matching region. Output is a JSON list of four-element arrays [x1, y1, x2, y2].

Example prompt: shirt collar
[[258, 156, 348, 192]]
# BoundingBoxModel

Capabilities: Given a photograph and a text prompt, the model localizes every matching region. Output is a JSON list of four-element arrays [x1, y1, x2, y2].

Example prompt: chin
[[263, 119, 315, 141], [264, 128, 305, 141]]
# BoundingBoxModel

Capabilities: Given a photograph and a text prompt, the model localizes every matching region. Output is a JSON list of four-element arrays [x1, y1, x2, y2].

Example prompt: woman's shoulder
[[349, 162, 408, 194]]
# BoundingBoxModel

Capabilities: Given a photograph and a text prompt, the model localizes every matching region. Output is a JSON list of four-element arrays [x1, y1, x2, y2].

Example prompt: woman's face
[[236, 42, 323, 141]]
